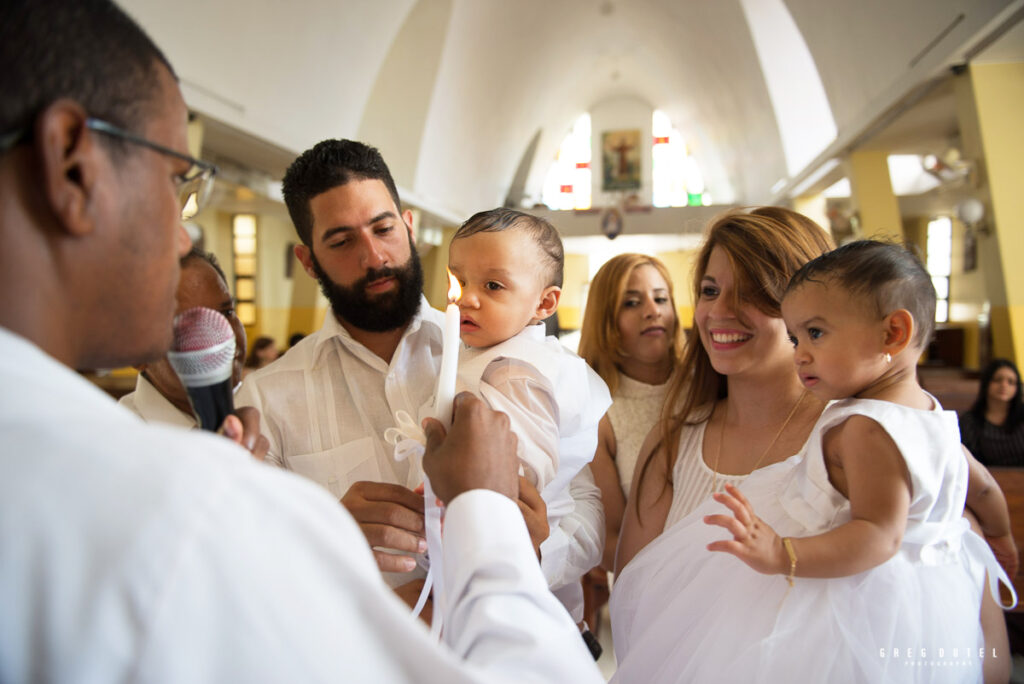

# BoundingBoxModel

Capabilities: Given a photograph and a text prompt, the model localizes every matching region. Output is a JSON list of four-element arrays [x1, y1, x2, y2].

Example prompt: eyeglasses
[[85, 118, 217, 220], [0, 117, 218, 221]]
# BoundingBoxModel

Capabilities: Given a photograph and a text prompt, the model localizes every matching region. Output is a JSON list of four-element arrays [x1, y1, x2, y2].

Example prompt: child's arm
[[478, 359, 559, 489], [591, 414, 626, 571], [705, 415, 912, 579], [964, 445, 1018, 578]]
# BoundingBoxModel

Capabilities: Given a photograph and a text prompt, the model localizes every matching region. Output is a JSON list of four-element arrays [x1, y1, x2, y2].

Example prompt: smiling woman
[[608, 207, 834, 682], [616, 208, 834, 567]]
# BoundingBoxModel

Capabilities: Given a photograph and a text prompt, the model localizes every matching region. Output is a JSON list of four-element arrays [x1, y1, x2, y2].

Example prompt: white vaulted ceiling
[[120, 0, 1020, 219]]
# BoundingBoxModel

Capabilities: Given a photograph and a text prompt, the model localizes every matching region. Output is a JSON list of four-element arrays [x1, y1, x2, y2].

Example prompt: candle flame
[[447, 270, 461, 303]]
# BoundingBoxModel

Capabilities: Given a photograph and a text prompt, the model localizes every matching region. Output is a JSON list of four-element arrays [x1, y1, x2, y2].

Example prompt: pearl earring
[[884, 352, 892, 364]]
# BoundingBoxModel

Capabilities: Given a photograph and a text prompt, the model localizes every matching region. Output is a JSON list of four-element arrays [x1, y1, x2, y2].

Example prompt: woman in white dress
[[615, 207, 833, 571], [611, 213, 1014, 682], [611, 207, 833, 678]]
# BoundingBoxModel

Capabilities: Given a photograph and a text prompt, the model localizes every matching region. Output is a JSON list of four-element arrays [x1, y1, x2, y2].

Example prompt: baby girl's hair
[[785, 240, 936, 349], [453, 208, 564, 288]]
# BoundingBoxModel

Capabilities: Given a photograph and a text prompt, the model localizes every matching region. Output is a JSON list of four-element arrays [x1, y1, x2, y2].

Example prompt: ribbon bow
[[384, 409, 426, 465]]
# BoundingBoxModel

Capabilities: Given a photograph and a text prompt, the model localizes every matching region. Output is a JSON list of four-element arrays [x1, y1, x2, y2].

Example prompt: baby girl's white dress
[[610, 397, 1008, 683]]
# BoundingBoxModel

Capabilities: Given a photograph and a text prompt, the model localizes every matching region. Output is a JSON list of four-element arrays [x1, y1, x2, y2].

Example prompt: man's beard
[[308, 247, 424, 333]]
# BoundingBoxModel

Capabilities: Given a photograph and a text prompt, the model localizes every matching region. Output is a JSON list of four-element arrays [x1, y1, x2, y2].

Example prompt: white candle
[[433, 270, 462, 429]]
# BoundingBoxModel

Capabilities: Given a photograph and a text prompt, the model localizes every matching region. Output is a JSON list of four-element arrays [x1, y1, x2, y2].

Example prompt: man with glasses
[[0, 1, 602, 682]]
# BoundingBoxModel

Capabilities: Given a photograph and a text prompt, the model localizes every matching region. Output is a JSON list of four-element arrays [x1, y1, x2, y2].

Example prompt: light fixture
[[921, 148, 973, 185], [956, 198, 988, 235]]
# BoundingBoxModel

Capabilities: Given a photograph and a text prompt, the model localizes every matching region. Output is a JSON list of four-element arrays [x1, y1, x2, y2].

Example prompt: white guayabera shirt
[[0, 326, 604, 683]]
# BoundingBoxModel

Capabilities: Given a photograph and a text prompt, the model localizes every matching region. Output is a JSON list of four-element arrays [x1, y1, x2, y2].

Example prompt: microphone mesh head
[[167, 307, 236, 386]]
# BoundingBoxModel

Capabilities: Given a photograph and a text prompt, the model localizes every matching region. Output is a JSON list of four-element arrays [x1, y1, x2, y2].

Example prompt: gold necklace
[[710, 390, 807, 493]]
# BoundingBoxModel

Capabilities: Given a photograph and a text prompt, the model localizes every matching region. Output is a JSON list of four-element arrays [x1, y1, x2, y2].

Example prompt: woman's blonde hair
[[578, 253, 683, 394], [638, 207, 835, 506]]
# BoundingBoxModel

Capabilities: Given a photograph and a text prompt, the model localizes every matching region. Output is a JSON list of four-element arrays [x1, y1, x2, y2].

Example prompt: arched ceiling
[[120, 0, 1019, 220]]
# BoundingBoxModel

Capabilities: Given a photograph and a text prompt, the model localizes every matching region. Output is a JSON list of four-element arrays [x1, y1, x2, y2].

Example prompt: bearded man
[[237, 141, 604, 628]]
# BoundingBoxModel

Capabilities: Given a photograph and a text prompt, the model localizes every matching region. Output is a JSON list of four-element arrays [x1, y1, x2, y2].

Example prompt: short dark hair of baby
[[785, 240, 936, 349], [452, 208, 564, 288]]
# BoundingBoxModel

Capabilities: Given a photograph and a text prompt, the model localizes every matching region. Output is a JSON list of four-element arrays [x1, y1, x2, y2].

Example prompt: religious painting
[[602, 129, 642, 191]]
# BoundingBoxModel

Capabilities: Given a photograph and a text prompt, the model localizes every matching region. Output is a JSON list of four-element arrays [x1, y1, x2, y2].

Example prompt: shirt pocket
[[285, 436, 382, 500]]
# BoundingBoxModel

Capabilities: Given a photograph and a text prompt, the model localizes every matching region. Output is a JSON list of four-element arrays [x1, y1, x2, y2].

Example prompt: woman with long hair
[[579, 253, 684, 572], [610, 207, 833, 682], [960, 358, 1024, 466], [615, 207, 834, 575]]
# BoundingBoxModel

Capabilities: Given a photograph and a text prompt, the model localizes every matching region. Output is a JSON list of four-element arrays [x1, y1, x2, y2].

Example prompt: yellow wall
[[848, 149, 904, 241], [970, 62, 1024, 365], [253, 213, 299, 347], [421, 227, 456, 312], [202, 209, 322, 353], [559, 253, 589, 329], [657, 248, 698, 329]]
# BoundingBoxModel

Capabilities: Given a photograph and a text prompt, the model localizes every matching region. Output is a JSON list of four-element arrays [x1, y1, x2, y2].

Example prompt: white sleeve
[[540, 465, 605, 591], [442, 490, 603, 680], [137, 463, 602, 683], [234, 376, 283, 467], [477, 360, 559, 490]]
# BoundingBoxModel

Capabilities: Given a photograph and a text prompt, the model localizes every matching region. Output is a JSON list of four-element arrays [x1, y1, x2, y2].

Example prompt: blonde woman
[[579, 254, 684, 573]]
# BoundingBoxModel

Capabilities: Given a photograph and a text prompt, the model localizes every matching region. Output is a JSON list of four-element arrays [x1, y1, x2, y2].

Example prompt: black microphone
[[167, 306, 237, 431]]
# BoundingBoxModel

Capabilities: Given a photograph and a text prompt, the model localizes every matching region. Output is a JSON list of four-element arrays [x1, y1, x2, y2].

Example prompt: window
[[652, 110, 709, 207], [926, 216, 952, 323], [233, 214, 258, 326], [542, 114, 592, 210]]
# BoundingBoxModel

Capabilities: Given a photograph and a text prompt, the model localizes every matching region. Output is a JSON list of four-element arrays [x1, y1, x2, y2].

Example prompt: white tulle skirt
[[610, 456, 989, 684]]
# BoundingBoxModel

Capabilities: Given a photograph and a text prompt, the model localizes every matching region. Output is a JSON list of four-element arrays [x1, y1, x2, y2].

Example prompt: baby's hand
[[704, 484, 788, 576]]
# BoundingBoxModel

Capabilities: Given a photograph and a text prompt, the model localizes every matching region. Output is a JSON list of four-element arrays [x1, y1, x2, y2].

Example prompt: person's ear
[[36, 100, 102, 238], [534, 286, 561, 321], [882, 309, 915, 358], [294, 243, 318, 280], [402, 209, 416, 245]]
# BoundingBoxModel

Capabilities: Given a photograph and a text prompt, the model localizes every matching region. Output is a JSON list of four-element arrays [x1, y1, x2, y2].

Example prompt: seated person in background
[[119, 247, 246, 427], [961, 358, 1024, 467], [242, 335, 279, 377], [448, 208, 612, 623]]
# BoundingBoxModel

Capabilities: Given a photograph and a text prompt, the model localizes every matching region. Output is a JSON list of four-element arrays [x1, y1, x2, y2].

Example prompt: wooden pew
[[988, 467, 1024, 612]]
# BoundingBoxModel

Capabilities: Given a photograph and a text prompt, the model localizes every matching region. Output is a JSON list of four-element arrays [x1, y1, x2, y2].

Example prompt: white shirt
[[237, 297, 444, 496], [237, 298, 604, 593], [458, 325, 611, 618], [0, 325, 603, 684], [118, 373, 197, 428]]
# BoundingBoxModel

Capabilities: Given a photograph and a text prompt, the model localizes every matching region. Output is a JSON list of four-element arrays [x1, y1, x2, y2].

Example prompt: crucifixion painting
[[602, 129, 641, 191]]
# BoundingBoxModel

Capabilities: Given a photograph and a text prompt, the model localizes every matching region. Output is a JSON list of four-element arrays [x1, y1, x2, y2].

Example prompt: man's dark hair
[[0, 0, 174, 139], [452, 208, 564, 288], [785, 239, 937, 348], [281, 139, 402, 247]]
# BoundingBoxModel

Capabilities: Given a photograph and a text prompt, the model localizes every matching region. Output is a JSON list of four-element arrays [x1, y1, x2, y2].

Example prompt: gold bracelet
[[782, 537, 797, 587]]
